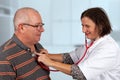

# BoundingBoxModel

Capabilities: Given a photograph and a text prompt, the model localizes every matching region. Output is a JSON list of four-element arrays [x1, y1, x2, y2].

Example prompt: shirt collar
[[12, 34, 43, 52]]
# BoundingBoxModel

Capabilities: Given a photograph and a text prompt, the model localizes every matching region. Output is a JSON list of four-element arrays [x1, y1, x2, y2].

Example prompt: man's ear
[[18, 24, 23, 29], [17, 24, 25, 33]]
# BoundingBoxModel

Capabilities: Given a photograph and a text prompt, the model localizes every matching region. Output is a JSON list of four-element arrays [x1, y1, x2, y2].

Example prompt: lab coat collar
[[88, 35, 110, 53]]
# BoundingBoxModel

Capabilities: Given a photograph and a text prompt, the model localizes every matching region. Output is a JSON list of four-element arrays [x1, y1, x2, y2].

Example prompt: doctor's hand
[[36, 53, 54, 67]]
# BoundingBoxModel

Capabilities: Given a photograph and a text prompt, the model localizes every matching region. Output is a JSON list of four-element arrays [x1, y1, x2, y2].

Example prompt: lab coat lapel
[[87, 35, 108, 54]]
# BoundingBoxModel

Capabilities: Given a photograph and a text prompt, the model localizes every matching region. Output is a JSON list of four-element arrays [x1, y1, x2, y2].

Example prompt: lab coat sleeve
[[69, 45, 86, 63]]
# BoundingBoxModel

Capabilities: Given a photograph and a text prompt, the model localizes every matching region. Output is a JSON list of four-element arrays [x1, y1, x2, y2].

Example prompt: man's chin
[[37, 38, 40, 42], [34, 39, 40, 44]]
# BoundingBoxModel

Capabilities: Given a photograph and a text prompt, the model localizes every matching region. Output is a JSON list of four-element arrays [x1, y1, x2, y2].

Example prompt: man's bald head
[[13, 7, 41, 30]]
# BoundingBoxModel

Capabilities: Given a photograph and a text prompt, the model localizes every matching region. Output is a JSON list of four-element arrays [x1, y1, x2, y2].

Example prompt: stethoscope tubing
[[39, 36, 94, 72]]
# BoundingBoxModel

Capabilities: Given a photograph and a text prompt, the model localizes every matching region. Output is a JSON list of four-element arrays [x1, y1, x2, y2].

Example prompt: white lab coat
[[70, 35, 120, 80]]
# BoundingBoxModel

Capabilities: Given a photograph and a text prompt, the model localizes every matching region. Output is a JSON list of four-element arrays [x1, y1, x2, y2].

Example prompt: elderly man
[[0, 7, 51, 80]]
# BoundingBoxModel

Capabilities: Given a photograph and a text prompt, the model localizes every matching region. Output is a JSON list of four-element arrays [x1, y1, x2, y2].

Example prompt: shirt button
[[27, 48, 31, 51]]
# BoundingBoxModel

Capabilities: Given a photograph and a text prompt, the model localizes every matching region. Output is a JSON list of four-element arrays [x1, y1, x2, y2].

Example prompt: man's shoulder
[[0, 39, 17, 57], [0, 49, 9, 61]]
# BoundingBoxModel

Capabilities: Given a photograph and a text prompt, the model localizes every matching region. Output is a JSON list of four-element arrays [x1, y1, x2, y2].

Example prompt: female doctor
[[36, 7, 120, 80]]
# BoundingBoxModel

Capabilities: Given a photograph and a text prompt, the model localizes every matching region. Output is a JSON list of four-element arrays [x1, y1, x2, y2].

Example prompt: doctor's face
[[81, 17, 99, 40]]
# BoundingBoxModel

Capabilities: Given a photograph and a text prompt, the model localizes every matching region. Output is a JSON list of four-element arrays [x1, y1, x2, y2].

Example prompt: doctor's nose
[[82, 26, 87, 33]]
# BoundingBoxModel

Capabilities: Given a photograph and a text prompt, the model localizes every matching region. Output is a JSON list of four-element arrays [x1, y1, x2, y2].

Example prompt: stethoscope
[[36, 36, 94, 72], [75, 36, 94, 65]]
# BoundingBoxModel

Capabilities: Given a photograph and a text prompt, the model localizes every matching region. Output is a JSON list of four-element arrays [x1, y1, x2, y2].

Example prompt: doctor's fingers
[[40, 49, 48, 54], [37, 54, 51, 63], [34, 50, 48, 56]]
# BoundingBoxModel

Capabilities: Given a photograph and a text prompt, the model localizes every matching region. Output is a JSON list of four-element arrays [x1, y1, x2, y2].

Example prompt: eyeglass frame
[[21, 23, 44, 29]]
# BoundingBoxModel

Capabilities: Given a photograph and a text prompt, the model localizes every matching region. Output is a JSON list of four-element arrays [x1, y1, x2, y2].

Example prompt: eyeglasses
[[22, 23, 44, 29]]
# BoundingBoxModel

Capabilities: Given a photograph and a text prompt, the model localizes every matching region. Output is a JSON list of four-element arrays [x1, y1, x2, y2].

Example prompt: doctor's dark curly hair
[[81, 7, 112, 37]]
